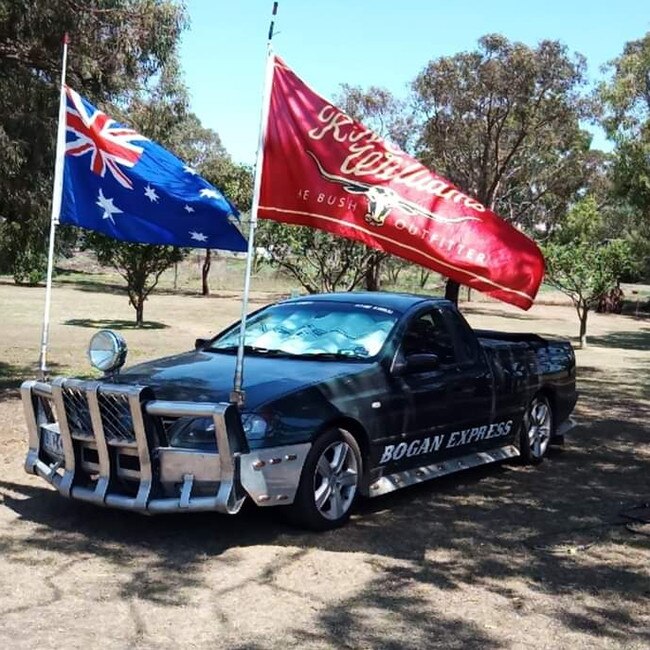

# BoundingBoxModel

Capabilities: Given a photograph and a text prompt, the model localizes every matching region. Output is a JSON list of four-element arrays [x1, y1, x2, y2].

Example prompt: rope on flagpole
[[230, 2, 278, 406], [38, 33, 70, 379]]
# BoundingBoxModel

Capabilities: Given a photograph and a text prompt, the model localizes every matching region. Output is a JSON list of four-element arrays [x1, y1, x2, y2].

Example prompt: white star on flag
[[184, 204, 195, 213], [199, 188, 222, 200], [189, 231, 208, 243], [96, 188, 123, 224], [184, 164, 198, 175], [144, 184, 159, 202]]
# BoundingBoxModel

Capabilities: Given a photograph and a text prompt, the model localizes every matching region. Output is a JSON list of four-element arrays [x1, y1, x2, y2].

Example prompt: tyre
[[286, 428, 362, 531], [519, 394, 553, 465]]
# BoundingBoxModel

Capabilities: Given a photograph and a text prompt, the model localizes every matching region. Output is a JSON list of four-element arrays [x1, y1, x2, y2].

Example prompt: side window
[[402, 310, 457, 365], [443, 309, 480, 363]]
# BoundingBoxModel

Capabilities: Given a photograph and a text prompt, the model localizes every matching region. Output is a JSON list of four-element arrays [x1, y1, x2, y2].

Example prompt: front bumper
[[21, 379, 310, 514]]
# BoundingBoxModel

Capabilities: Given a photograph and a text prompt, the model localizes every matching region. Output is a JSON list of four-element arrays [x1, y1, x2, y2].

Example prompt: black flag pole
[[38, 33, 70, 379], [230, 2, 278, 407]]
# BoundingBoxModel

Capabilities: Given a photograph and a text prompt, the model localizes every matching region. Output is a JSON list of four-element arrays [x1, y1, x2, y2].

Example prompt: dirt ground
[[0, 280, 648, 649]]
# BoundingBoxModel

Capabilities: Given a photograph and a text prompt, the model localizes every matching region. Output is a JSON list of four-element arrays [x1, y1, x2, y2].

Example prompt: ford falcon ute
[[22, 292, 577, 530]]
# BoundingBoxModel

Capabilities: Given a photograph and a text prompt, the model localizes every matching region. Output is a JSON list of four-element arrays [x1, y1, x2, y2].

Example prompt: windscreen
[[209, 301, 400, 360]]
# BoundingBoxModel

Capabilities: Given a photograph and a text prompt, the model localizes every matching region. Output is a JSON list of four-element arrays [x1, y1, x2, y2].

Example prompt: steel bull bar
[[21, 379, 310, 514]]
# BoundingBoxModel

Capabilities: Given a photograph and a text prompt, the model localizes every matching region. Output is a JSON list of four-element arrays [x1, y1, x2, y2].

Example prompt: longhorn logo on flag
[[60, 87, 247, 252], [257, 56, 545, 309]]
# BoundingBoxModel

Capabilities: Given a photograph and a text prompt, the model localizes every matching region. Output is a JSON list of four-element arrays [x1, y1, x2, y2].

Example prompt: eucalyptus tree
[[412, 34, 594, 303], [543, 197, 632, 347], [0, 0, 187, 282], [599, 31, 650, 282]]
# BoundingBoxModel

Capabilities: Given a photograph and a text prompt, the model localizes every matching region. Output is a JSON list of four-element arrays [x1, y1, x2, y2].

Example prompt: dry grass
[[0, 275, 648, 649]]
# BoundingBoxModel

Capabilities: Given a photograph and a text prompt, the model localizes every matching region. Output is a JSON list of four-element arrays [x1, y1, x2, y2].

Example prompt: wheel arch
[[318, 416, 370, 462], [285, 418, 367, 530]]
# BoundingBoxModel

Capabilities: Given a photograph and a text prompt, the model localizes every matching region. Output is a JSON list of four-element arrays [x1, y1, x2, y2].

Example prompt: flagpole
[[38, 33, 69, 379], [230, 2, 278, 406]]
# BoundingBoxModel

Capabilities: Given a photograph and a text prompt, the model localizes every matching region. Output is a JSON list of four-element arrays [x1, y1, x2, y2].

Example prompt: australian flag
[[60, 87, 247, 251]]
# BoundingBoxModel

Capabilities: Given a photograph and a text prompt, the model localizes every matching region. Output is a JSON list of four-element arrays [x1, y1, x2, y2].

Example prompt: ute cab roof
[[281, 291, 451, 313]]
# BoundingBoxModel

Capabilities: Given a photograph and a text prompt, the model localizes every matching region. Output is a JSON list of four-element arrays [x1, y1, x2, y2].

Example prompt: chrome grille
[[98, 391, 135, 444], [62, 386, 93, 438], [36, 394, 56, 424]]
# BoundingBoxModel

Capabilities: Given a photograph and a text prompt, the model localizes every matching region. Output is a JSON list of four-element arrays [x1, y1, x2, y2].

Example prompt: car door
[[439, 307, 498, 456], [372, 308, 460, 472]]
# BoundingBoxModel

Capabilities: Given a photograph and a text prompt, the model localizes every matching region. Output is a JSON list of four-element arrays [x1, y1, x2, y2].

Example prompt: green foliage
[[556, 196, 604, 242], [0, 219, 45, 283], [599, 32, 650, 139], [413, 34, 593, 231], [543, 198, 633, 346], [0, 0, 187, 283], [9, 245, 47, 286], [201, 159, 253, 214], [256, 221, 372, 294], [610, 144, 650, 283], [190, 145, 252, 296], [410, 34, 597, 302], [599, 31, 650, 282], [87, 233, 184, 326], [0, 214, 78, 284], [335, 84, 413, 151], [544, 239, 631, 305]]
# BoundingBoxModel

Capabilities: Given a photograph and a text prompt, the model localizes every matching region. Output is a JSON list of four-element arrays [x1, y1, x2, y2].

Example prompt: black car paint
[[115, 292, 577, 479]]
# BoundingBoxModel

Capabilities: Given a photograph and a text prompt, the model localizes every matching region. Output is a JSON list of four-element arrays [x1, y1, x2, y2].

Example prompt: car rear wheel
[[286, 428, 362, 531], [520, 394, 553, 465]]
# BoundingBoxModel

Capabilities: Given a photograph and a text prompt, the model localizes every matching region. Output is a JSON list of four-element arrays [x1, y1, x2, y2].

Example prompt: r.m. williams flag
[[257, 56, 545, 309], [60, 87, 247, 251]]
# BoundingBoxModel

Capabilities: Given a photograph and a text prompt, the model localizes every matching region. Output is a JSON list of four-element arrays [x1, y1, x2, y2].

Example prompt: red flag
[[258, 56, 545, 309]]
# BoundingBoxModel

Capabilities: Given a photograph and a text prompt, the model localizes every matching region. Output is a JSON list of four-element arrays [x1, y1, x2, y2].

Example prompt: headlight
[[168, 417, 217, 451], [88, 329, 127, 373], [241, 413, 268, 440], [168, 413, 269, 450]]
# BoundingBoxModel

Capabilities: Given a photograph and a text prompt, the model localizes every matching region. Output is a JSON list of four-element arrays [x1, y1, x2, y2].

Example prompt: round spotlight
[[88, 330, 127, 373]]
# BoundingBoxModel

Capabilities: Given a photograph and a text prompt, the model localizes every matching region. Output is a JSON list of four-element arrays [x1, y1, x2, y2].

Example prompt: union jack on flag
[[59, 88, 247, 251], [65, 87, 146, 190]]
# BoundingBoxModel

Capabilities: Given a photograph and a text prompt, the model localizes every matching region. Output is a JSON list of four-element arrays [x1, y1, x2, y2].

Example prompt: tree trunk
[[135, 300, 144, 328], [578, 306, 588, 348], [445, 279, 461, 305], [364, 254, 382, 291], [202, 249, 211, 296], [387, 263, 402, 285], [173, 262, 179, 291]]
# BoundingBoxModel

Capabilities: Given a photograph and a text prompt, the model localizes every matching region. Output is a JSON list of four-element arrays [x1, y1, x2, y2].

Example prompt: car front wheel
[[286, 428, 362, 531]]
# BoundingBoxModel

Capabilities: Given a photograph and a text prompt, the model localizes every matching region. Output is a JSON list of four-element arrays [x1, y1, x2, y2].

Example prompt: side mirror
[[404, 353, 439, 373], [195, 338, 209, 350]]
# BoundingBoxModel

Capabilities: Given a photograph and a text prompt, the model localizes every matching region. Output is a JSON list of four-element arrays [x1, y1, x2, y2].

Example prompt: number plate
[[41, 427, 64, 459]]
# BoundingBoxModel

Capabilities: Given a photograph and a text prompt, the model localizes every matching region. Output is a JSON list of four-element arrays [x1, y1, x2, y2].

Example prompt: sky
[[179, 0, 650, 164]]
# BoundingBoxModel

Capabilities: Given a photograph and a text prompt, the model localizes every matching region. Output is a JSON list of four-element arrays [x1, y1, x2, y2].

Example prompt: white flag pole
[[230, 2, 278, 406], [38, 33, 70, 379]]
